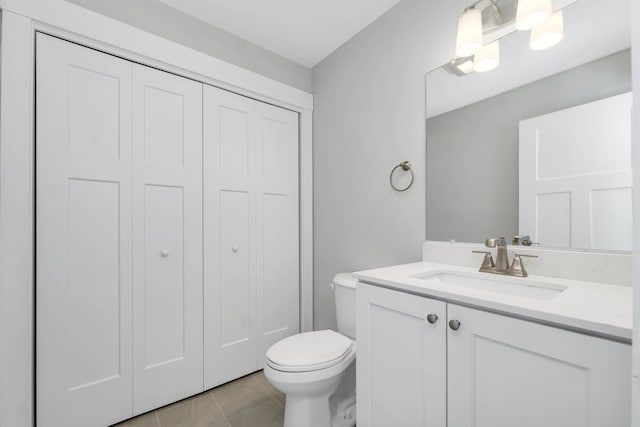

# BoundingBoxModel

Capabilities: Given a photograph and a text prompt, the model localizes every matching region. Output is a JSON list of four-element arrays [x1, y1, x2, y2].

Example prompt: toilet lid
[[266, 330, 353, 372]]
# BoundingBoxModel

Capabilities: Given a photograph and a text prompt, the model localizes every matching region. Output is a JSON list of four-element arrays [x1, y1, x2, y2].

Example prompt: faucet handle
[[512, 235, 539, 246], [472, 250, 495, 271], [509, 253, 538, 277], [472, 250, 493, 255]]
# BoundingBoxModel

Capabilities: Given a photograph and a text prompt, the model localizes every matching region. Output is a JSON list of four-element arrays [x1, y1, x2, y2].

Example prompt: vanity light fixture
[[474, 40, 500, 72], [530, 10, 564, 50], [451, 0, 565, 75], [455, 7, 484, 57], [515, 0, 552, 31], [457, 60, 476, 74], [444, 57, 477, 76]]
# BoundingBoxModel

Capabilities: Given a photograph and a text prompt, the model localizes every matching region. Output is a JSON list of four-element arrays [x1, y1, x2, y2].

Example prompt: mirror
[[425, 0, 631, 250]]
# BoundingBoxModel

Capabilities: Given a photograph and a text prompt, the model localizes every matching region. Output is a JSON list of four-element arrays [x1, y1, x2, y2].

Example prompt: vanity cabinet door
[[356, 283, 446, 427], [447, 304, 631, 427]]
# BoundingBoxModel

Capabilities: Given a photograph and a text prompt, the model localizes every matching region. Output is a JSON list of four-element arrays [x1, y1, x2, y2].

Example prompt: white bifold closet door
[[36, 33, 134, 427], [131, 62, 204, 414], [36, 33, 203, 426], [203, 85, 299, 388]]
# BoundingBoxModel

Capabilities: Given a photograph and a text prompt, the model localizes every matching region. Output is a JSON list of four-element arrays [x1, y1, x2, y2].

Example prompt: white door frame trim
[[0, 2, 313, 426]]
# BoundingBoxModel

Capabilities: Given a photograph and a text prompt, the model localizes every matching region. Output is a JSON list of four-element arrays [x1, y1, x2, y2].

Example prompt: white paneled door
[[36, 34, 134, 427], [203, 85, 299, 388], [519, 92, 632, 250], [37, 33, 204, 425], [255, 101, 300, 362], [131, 65, 204, 414]]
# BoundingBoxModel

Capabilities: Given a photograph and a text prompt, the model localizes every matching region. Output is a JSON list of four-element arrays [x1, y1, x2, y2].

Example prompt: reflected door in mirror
[[519, 92, 632, 250]]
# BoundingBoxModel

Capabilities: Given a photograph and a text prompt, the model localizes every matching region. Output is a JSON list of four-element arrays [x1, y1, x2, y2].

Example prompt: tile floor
[[113, 370, 285, 427]]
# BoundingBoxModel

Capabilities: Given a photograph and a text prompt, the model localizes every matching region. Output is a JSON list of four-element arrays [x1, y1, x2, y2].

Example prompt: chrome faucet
[[473, 237, 538, 277], [485, 237, 509, 271]]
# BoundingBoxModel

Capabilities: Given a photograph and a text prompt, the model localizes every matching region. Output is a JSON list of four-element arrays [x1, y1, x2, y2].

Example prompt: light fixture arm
[[464, 0, 482, 13], [488, 0, 503, 22]]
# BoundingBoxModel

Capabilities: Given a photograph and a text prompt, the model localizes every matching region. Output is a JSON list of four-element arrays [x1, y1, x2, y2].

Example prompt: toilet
[[264, 273, 357, 427]]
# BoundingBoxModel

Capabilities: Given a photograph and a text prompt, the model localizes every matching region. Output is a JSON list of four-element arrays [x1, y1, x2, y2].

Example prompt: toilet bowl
[[264, 273, 357, 427]]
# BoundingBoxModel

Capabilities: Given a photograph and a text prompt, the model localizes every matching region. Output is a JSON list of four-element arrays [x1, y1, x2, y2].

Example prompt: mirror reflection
[[425, 0, 631, 250]]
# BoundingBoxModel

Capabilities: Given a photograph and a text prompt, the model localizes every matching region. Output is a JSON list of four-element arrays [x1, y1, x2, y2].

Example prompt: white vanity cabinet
[[356, 283, 447, 427], [357, 282, 631, 427], [448, 304, 631, 427]]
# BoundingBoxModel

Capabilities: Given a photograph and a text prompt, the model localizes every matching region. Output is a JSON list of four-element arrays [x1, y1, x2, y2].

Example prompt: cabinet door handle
[[426, 314, 438, 324], [449, 320, 461, 331]]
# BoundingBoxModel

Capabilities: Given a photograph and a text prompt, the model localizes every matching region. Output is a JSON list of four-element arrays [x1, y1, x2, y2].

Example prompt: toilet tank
[[332, 273, 357, 339]]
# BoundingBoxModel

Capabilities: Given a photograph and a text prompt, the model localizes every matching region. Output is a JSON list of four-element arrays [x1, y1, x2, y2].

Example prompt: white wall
[[311, 0, 461, 329], [65, 0, 312, 92]]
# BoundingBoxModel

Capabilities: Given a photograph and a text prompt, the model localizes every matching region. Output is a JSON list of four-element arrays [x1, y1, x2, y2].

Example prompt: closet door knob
[[160, 250, 170, 257], [426, 314, 438, 324], [449, 320, 461, 331], [231, 246, 240, 253]]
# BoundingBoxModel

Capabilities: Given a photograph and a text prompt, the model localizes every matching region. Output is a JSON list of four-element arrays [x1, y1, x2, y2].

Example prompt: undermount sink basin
[[411, 270, 567, 300]]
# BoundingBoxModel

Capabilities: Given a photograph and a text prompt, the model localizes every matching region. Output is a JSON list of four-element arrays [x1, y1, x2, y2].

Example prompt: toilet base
[[264, 351, 356, 427], [332, 402, 356, 427], [270, 368, 344, 427], [283, 391, 356, 427], [284, 392, 332, 427]]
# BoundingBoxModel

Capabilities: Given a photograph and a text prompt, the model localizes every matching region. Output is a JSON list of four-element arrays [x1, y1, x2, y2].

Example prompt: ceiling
[[154, 0, 403, 68]]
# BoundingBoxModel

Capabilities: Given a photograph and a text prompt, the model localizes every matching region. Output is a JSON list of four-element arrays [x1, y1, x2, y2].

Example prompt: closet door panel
[[257, 105, 300, 361], [36, 33, 133, 427], [143, 86, 186, 166], [262, 194, 298, 333], [143, 185, 186, 365], [132, 65, 203, 414], [260, 111, 299, 190], [67, 180, 122, 384], [219, 106, 250, 178], [68, 65, 120, 159], [220, 190, 251, 346], [203, 85, 258, 388]]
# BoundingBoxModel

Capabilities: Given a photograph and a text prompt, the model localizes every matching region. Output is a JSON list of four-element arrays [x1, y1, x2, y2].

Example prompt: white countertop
[[353, 261, 632, 341]]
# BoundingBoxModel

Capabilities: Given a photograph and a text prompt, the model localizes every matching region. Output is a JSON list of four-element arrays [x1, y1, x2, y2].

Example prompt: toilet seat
[[266, 330, 354, 373]]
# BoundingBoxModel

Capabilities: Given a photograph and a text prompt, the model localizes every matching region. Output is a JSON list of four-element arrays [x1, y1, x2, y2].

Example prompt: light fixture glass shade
[[474, 40, 500, 72], [455, 8, 483, 57], [530, 10, 564, 50], [516, 0, 552, 31]]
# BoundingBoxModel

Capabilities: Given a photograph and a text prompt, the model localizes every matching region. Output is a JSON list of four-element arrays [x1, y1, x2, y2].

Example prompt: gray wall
[[426, 50, 631, 244], [66, 0, 312, 92], [311, 0, 460, 330]]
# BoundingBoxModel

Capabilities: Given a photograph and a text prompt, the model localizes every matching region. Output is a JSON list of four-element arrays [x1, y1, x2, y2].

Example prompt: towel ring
[[390, 161, 414, 192]]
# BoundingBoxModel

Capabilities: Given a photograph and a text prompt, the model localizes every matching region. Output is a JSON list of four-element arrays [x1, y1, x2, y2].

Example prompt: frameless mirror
[[425, 0, 631, 250]]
